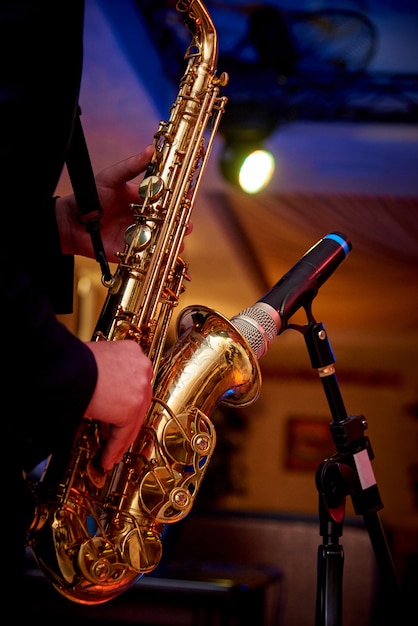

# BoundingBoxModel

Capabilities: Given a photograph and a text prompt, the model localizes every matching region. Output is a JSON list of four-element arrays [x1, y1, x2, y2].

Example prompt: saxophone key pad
[[139, 175, 165, 201]]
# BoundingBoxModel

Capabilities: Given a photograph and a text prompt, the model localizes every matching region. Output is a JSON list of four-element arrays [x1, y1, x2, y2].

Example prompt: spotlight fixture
[[220, 140, 275, 193], [218, 95, 281, 194]]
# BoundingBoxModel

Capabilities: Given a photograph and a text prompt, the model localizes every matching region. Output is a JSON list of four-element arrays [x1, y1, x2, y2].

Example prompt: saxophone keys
[[138, 174, 164, 201], [170, 487, 192, 511], [216, 71, 229, 87], [191, 432, 212, 455], [124, 223, 152, 250]]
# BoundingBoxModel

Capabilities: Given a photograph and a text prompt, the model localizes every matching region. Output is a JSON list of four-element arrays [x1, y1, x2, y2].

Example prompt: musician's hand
[[56, 145, 155, 261], [84, 340, 154, 470]]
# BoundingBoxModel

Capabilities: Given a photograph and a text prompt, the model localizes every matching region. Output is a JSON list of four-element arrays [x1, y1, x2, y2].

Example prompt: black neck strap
[[66, 108, 112, 283]]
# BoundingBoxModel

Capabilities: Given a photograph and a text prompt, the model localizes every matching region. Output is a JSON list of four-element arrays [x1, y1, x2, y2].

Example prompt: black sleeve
[[36, 196, 76, 315], [2, 237, 98, 471], [0, 0, 96, 472]]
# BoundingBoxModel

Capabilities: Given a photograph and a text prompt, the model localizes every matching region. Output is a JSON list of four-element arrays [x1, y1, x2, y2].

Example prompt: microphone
[[231, 232, 352, 359]]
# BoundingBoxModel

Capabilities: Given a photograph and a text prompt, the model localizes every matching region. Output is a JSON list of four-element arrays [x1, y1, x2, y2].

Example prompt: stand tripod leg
[[363, 513, 403, 624]]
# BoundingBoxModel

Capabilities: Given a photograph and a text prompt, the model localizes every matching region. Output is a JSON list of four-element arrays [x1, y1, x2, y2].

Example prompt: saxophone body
[[27, 0, 262, 606]]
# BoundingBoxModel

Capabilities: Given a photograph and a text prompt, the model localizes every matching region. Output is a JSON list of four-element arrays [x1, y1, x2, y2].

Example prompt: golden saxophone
[[27, 0, 263, 605]]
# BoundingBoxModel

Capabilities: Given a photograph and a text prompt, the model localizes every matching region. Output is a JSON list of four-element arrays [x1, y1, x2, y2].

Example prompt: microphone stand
[[288, 306, 402, 626]]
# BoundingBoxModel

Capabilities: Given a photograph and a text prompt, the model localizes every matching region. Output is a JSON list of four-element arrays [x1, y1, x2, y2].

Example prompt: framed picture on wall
[[285, 416, 334, 471]]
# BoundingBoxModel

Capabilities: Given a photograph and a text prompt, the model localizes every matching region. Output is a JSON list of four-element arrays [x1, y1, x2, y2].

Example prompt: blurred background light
[[239, 149, 275, 194], [220, 141, 276, 193]]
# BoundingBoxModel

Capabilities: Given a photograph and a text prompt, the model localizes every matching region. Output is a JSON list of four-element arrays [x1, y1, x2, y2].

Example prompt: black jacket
[[0, 0, 98, 589]]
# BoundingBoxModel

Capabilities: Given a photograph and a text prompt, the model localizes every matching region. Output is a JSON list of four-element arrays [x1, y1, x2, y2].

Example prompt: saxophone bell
[[29, 306, 261, 605]]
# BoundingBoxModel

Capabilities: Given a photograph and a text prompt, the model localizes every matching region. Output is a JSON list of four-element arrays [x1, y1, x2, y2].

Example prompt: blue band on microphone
[[325, 233, 350, 257]]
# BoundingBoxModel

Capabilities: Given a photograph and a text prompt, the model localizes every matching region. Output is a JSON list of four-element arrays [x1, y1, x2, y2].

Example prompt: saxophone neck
[[182, 0, 218, 68]]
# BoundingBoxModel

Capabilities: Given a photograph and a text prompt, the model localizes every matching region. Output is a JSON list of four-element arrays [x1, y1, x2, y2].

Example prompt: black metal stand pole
[[289, 316, 401, 626]]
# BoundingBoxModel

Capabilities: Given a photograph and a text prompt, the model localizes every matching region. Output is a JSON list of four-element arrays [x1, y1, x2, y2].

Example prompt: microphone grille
[[231, 306, 278, 359]]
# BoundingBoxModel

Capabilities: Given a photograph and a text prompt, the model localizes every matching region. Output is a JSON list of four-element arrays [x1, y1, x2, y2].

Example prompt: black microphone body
[[231, 232, 352, 359]]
